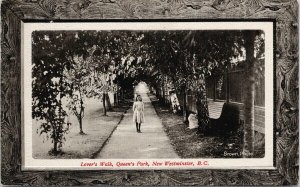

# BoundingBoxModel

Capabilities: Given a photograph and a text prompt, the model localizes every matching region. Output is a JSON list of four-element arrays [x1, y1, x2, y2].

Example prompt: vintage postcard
[[22, 21, 274, 170]]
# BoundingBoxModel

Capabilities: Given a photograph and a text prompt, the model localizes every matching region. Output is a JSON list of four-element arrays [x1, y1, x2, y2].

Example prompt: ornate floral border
[[1, 0, 298, 185]]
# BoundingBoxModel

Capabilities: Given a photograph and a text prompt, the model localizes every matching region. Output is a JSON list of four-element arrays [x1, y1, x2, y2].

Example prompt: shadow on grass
[[33, 101, 131, 159]]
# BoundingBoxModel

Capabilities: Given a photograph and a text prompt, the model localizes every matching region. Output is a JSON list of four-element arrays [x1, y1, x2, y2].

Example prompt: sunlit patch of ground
[[32, 98, 130, 159]]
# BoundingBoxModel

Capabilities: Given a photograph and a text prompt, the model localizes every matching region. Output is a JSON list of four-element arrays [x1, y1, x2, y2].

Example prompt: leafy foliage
[[64, 55, 91, 134], [32, 32, 72, 153], [32, 30, 264, 154]]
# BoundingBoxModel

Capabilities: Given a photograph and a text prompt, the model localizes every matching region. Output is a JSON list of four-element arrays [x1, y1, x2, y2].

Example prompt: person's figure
[[133, 94, 144, 133]]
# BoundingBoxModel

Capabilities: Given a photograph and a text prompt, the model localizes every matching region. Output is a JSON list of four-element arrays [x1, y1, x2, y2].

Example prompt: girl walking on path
[[133, 95, 145, 133]]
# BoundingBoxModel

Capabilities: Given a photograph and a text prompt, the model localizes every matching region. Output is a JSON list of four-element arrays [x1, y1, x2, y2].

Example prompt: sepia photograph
[[2, 0, 297, 185], [22, 22, 274, 170]]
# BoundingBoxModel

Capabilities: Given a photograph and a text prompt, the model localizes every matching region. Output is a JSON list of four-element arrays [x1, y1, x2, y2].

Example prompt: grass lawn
[[150, 95, 265, 158], [32, 98, 130, 159]]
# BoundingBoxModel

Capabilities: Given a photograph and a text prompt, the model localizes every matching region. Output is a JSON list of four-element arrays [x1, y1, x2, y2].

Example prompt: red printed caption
[[80, 161, 209, 167]]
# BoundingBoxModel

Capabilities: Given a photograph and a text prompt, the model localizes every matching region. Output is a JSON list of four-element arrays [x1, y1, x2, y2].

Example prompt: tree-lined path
[[32, 30, 264, 158], [97, 83, 178, 158]]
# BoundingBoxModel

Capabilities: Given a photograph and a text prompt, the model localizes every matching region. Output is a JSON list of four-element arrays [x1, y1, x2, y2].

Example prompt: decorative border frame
[[1, 0, 298, 185]]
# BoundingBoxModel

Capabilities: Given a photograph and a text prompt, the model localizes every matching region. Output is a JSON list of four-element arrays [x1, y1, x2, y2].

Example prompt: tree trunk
[[53, 141, 58, 154], [226, 68, 230, 103], [213, 77, 216, 101], [105, 93, 112, 111], [118, 90, 120, 104], [74, 109, 85, 134], [182, 86, 188, 122], [116, 86, 120, 104], [155, 87, 159, 98], [53, 83, 63, 154], [115, 85, 118, 106], [196, 84, 210, 133], [52, 127, 59, 154], [121, 89, 124, 101], [162, 77, 166, 105], [103, 93, 107, 116], [77, 96, 85, 134], [243, 31, 256, 158], [79, 116, 83, 134], [114, 93, 117, 106]]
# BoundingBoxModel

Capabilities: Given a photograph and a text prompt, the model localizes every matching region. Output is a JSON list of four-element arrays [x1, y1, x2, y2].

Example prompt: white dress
[[133, 101, 145, 123]]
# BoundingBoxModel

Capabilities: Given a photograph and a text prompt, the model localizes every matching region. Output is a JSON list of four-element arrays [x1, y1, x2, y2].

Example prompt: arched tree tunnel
[[32, 29, 265, 157]]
